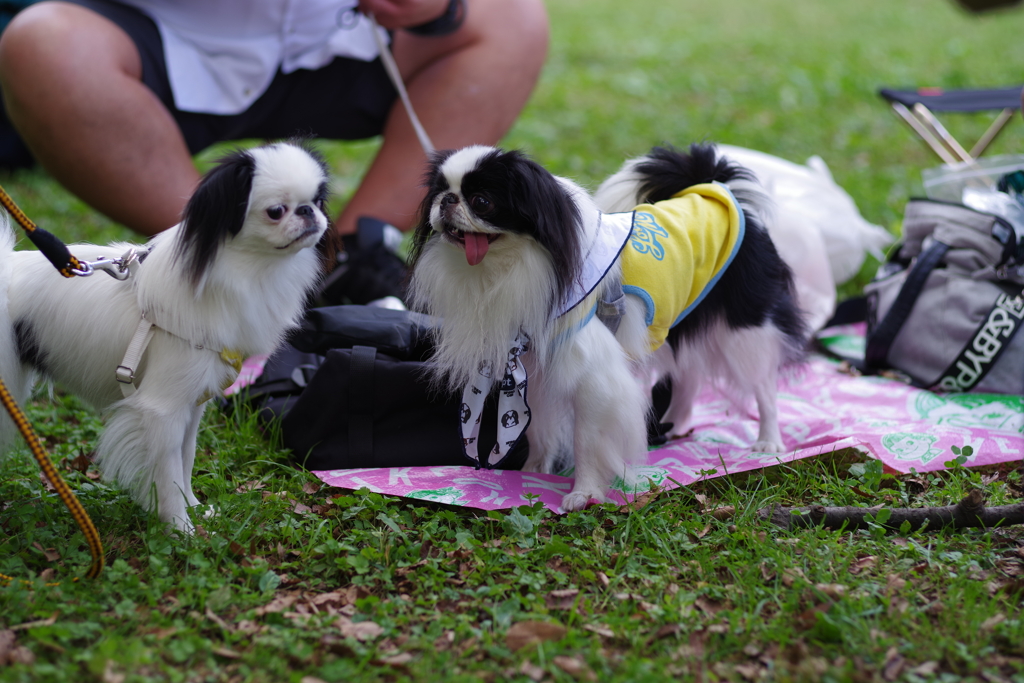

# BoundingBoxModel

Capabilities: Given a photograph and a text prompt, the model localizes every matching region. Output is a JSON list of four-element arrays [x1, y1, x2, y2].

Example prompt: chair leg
[[970, 108, 1015, 159], [912, 103, 973, 162], [891, 102, 961, 164]]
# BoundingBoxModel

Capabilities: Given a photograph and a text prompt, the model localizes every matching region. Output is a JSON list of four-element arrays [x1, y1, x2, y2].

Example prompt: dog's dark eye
[[267, 205, 286, 220], [469, 194, 492, 214]]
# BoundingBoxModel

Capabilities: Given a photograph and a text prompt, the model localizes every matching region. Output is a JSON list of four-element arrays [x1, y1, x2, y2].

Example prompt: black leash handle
[[0, 185, 85, 277]]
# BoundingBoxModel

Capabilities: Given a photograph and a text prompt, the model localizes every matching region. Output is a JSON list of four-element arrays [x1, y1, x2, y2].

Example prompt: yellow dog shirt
[[556, 182, 745, 350], [620, 183, 745, 349]]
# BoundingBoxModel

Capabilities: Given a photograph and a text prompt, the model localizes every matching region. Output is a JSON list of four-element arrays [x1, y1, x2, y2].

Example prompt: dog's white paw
[[189, 503, 218, 519], [751, 440, 785, 454], [666, 425, 694, 441], [168, 515, 195, 536], [561, 490, 604, 512]]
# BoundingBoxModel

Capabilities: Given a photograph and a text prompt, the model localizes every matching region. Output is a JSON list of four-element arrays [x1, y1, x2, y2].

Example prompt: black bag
[[243, 305, 528, 470]]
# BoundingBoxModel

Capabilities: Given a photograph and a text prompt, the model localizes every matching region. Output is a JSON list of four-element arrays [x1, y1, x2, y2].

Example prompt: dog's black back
[[632, 144, 806, 356]]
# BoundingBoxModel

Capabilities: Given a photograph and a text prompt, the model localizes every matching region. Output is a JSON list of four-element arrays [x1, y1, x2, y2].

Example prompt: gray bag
[[864, 198, 1024, 394]]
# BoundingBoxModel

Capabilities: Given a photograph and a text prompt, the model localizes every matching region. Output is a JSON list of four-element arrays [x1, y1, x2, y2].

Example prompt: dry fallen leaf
[[981, 613, 1006, 631], [10, 613, 57, 631], [885, 574, 907, 594], [518, 659, 546, 682], [339, 620, 384, 642], [650, 624, 681, 641], [553, 655, 596, 682], [68, 453, 92, 473], [0, 630, 35, 666], [583, 623, 614, 638], [734, 662, 762, 681], [505, 621, 567, 652], [909, 661, 940, 677], [101, 660, 124, 683], [379, 652, 414, 667], [545, 588, 580, 610], [814, 583, 848, 599], [848, 555, 877, 575], [781, 567, 806, 587], [255, 592, 299, 616], [710, 505, 736, 521], [882, 647, 904, 681], [694, 596, 726, 615]]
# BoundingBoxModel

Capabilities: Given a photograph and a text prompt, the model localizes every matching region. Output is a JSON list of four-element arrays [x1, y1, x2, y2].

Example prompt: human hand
[[358, 0, 451, 29]]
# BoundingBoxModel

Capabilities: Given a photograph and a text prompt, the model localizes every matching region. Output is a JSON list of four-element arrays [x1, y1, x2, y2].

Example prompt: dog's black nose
[[296, 205, 314, 218], [441, 192, 459, 207]]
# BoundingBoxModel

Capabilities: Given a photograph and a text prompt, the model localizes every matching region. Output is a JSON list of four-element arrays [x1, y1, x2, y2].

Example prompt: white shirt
[[122, 0, 387, 115]]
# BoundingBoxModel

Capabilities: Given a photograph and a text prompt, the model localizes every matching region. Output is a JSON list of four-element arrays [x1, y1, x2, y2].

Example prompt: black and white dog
[[408, 143, 805, 510], [0, 142, 331, 532]]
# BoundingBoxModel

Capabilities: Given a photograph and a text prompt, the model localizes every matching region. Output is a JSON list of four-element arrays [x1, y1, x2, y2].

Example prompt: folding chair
[[878, 86, 1022, 163]]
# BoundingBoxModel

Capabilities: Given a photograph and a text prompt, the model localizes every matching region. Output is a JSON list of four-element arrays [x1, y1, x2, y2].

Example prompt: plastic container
[[922, 154, 1024, 202]]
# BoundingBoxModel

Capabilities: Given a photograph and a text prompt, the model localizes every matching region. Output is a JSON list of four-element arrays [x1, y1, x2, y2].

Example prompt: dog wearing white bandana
[[408, 144, 806, 511]]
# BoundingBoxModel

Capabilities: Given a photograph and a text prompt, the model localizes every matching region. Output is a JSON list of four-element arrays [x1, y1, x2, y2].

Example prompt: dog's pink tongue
[[464, 232, 490, 266]]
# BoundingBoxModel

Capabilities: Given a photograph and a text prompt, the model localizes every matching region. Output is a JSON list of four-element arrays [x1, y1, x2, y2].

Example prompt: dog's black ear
[[176, 149, 256, 286], [409, 149, 457, 267], [510, 155, 583, 308]]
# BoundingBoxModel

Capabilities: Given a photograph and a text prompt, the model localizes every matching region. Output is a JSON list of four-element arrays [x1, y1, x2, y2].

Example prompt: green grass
[[4, 0, 1024, 681]]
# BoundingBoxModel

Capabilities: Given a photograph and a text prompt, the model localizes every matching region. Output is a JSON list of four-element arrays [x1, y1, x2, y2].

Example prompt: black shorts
[[67, 0, 399, 155]]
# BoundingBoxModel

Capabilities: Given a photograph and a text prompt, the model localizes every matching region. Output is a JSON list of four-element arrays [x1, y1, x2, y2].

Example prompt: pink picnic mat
[[227, 330, 1023, 513]]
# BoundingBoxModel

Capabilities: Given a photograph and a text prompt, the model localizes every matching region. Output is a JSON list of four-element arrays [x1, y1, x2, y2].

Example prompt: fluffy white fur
[[0, 142, 330, 532]]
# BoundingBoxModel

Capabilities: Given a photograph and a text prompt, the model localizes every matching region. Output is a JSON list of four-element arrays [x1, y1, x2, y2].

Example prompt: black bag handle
[[348, 346, 376, 462], [865, 240, 950, 369]]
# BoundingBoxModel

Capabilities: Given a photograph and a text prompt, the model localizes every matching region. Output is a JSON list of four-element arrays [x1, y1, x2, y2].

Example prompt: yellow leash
[[0, 185, 105, 585]]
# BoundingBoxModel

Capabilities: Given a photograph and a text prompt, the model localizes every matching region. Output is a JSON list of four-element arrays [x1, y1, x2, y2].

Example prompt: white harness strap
[[116, 316, 155, 397]]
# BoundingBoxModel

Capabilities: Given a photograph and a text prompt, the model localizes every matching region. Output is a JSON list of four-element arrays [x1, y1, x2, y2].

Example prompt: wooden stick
[[759, 490, 1024, 532]]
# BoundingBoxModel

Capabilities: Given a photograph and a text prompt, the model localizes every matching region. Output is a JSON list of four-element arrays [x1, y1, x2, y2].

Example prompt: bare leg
[[0, 2, 199, 236], [335, 0, 549, 235]]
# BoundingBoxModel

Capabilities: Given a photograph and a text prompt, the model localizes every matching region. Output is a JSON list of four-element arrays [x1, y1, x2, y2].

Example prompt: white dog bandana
[[460, 332, 531, 468], [458, 211, 633, 469]]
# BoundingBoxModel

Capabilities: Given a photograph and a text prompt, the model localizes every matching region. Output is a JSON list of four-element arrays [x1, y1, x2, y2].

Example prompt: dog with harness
[[0, 141, 331, 533]]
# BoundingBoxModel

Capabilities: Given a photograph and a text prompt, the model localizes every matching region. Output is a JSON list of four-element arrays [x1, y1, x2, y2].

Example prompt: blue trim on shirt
[[621, 284, 656, 327], [669, 182, 747, 328]]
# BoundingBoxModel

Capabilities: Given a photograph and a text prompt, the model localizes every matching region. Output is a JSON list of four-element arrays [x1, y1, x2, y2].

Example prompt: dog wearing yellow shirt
[[408, 143, 805, 510], [595, 144, 807, 450]]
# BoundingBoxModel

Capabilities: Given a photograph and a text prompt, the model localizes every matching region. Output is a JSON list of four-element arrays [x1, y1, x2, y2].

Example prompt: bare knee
[[466, 0, 550, 66], [394, 0, 549, 80], [0, 2, 140, 98]]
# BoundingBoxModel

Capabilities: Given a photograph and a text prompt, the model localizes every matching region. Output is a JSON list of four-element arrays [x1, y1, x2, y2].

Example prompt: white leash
[[368, 15, 435, 155]]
